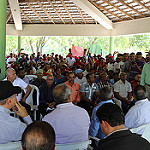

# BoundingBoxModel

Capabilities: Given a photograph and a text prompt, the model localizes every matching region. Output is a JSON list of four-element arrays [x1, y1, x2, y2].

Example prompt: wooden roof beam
[[118, 0, 145, 18], [61, 0, 75, 24], [8, 0, 22, 30], [20, 8, 33, 23], [102, 0, 134, 20], [47, 0, 65, 24], [77, 6, 86, 24], [89, 0, 123, 21], [26, 2, 45, 23], [71, 0, 113, 29], [6, 13, 12, 24], [133, 0, 150, 13], [37, 1, 55, 24]]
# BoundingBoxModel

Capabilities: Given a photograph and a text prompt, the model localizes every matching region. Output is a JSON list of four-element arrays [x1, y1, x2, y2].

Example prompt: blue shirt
[[0, 106, 32, 144], [89, 100, 114, 139]]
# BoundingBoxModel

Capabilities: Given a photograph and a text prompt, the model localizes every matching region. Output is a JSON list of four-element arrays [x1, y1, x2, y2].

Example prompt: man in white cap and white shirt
[[74, 69, 87, 86]]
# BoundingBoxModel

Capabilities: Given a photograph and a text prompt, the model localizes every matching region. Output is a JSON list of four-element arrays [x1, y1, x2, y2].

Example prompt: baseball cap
[[0, 81, 22, 100], [36, 69, 43, 75], [76, 69, 83, 74]]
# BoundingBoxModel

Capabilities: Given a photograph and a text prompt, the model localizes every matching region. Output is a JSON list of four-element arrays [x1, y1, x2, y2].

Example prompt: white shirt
[[3, 77, 28, 101], [0, 106, 32, 144], [114, 62, 120, 73], [43, 102, 90, 144], [13, 77, 28, 101], [74, 77, 87, 86], [114, 80, 132, 98], [66, 57, 75, 66], [125, 98, 150, 129], [7, 57, 16, 67], [108, 63, 114, 71]]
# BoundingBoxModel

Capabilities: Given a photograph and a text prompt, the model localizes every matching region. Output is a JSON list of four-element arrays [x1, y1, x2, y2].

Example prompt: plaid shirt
[[97, 81, 113, 91]]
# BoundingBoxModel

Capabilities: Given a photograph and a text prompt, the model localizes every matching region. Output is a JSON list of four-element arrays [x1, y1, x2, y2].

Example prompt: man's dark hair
[[16, 67, 24, 75], [130, 52, 135, 55], [21, 121, 55, 150], [86, 73, 93, 80], [136, 52, 142, 55], [99, 87, 113, 101], [134, 85, 147, 100], [96, 103, 125, 127]]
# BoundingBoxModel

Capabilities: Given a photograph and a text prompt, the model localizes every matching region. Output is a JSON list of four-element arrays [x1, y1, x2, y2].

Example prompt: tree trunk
[[29, 40, 34, 53]]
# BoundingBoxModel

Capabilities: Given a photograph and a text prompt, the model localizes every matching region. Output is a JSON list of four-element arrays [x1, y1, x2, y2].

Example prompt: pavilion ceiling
[[6, 0, 150, 25]]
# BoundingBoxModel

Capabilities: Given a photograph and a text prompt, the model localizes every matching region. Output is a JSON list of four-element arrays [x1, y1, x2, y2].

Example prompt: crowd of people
[[0, 48, 150, 149]]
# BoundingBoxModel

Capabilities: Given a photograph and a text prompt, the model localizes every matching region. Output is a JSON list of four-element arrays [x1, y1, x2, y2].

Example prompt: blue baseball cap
[[76, 69, 83, 74]]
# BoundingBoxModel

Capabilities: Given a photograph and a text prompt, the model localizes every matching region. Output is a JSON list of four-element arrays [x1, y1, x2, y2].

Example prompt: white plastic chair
[[130, 123, 150, 143], [25, 84, 39, 120], [56, 140, 91, 150], [0, 141, 21, 150]]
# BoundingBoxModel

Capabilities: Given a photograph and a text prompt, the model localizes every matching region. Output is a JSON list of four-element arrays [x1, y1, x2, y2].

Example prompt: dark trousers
[[77, 100, 94, 117], [19, 101, 31, 115], [122, 100, 135, 115], [38, 103, 53, 117]]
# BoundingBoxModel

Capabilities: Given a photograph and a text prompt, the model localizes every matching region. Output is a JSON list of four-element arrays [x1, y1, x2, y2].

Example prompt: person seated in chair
[[43, 84, 90, 144], [125, 85, 150, 129], [38, 74, 56, 117], [89, 87, 114, 139], [94, 103, 150, 150], [21, 121, 55, 150], [5, 68, 32, 114], [0, 81, 32, 144]]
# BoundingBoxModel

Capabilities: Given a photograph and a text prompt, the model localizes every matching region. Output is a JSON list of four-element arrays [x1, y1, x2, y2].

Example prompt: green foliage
[[6, 34, 150, 57], [6, 36, 17, 54]]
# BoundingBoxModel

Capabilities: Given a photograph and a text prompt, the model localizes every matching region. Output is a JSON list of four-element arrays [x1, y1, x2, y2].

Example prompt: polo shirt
[[114, 80, 132, 98]]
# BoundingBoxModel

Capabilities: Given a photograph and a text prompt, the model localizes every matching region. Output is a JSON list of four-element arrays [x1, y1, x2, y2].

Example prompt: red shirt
[[65, 81, 80, 104]]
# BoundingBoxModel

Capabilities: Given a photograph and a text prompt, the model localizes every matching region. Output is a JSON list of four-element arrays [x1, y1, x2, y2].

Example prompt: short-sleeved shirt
[[66, 57, 76, 66], [4, 76, 28, 101], [13, 77, 28, 101], [65, 81, 80, 104], [130, 60, 145, 81], [80, 82, 99, 100], [114, 80, 132, 98]]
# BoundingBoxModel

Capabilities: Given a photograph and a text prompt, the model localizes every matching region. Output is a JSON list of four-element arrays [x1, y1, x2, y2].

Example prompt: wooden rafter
[[20, 8, 33, 23], [47, 0, 65, 24], [118, 0, 145, 18], [102, 0, 134, 19], [26, 2, 45, 23], [61, 0, 75, 24], [77, 6, 86, 24], [6, 13, 12, 23], [37, 1, 55, 24], [88, 0, 123, 21], [133, 0, 150, 13]]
